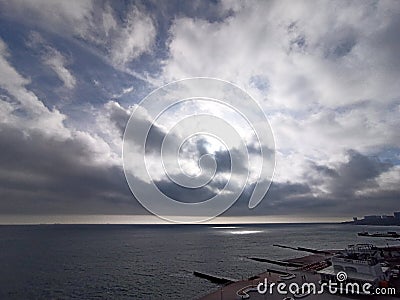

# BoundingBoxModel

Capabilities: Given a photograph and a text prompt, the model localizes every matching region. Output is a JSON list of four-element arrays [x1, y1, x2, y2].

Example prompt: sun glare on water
[[227, 230, 263, 235]]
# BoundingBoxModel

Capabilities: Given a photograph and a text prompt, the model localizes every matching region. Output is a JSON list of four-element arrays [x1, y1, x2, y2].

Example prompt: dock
[[273, 244, 332, 255], [193, 271, 236, 285], [198, 244, 400, 299], [247, 256, 303, 268]]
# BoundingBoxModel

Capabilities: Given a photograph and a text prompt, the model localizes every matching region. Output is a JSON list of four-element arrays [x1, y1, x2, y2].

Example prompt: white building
[[318, 244, 389, 289]]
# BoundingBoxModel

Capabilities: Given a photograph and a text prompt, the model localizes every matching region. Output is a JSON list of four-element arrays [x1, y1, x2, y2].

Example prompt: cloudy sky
[[0, 0, 399, 224]]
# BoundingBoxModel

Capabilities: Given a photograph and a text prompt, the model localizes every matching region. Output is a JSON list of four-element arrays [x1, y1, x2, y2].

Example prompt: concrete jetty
[[193, 271, 237, 285], [247, 256, 303, 268], [273, 244, 332, 255]]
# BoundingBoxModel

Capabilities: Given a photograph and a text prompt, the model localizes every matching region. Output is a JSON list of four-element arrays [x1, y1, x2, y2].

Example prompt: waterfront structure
[[351, 211, 400, 225], [318, 244, 390, 289]]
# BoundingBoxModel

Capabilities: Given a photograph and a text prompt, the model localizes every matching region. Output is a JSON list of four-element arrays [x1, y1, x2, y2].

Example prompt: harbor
[[197, 242, 400, 299]]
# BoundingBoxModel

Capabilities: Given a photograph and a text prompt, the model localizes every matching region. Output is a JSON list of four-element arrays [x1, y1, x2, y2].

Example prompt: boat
[[358, 231, 400, 238]]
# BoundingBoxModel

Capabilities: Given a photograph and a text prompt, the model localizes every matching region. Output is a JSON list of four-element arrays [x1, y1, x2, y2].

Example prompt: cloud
[[27, 32, 76, 89], [0, 38, 141, 215], [108, 6, 156, 69], [0, 1, 156, 73], [224, 150, 398, 218], [0, 37, 68, 137], [103, 101, 131, 136], [0, 0, 94, 37], [326, 150, 391, 197], [159, 1, 400, 211], [0, 1, 399, 221], [111, 86, 134, 99], [0, 123, 140, 215], [162, 0, 400, 109], [43, 49, 76, 89]]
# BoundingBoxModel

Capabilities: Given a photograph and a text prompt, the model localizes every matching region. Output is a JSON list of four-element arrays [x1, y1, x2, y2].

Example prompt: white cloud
[[160, 0, 400, 188], [109, 7, 156, 69], [1, 1, 156, 73], [0, 37, 68, 137], [43, 48, 76, 89], [0, 37, 118, 166], [27, 31, 77, 90], [163, 1, 400, 108], [111, 86, 134, 99]]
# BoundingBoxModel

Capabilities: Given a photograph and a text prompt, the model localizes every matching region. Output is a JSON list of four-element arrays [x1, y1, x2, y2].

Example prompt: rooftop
[[318, 265, 378, 282]]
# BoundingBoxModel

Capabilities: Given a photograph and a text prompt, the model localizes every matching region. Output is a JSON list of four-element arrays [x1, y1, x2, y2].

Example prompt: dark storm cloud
[[327, 150, 391, 197], [213, 148, 251, 174], [107, 101, 130, 135], [193, 137, 251, 174], [222, 150, 398, 217], [154, 179, 217, 203], [0, 124, 145, 215], [310, 163, 338, 179], [106, 101, 169, 153]]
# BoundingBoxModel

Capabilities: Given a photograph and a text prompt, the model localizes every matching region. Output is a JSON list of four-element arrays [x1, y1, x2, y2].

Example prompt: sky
[[0, 0, 399, 224]]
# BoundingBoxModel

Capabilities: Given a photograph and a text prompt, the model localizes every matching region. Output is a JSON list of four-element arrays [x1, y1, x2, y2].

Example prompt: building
[[351, 212, 400, 225], [364, 215, 382, 221], [318, 244, 390, 290]]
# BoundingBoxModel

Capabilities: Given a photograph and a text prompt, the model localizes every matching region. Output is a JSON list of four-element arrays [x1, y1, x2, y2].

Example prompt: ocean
[[0, 223, 398, 299]]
